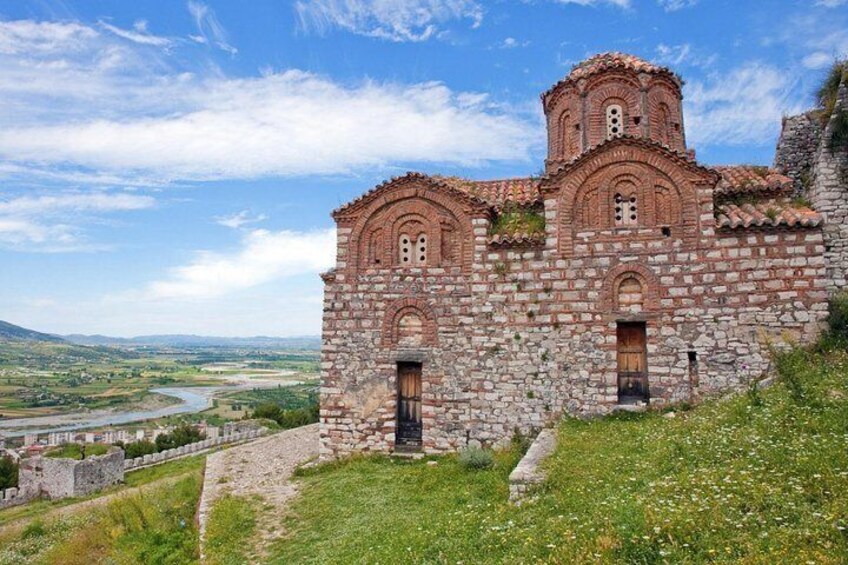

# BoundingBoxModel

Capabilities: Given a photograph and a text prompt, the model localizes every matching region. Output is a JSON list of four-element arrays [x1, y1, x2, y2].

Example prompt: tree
[[123, 439, 157, 459], [0, 455, 18, 489], [154, 424, 205, 451]]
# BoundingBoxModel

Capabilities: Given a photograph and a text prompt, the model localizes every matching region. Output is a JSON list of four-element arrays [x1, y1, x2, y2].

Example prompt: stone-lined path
[[198, 423, 319, 562]]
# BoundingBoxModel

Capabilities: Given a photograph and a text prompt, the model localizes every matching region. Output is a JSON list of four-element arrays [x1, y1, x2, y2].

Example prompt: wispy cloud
[[684, 62, 803, 147], [551, 0, 631, 8], [657, 0, 697, 11], [187, 0, 237, 55], [215, 210, 268, 229], [0, 191, 154, 252], [146, 228, 335, 300], [655, 43, 717, 69], [98, 20, 172, 47], [295, 0, 483, 42], [0, 19, 538, 185]]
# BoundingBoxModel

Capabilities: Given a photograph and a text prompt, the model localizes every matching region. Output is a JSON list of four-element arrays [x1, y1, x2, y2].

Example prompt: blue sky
[[0, 0, 845, 337]]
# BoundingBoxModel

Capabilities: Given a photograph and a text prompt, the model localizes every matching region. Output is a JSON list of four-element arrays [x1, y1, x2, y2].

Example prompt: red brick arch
[[381, 298, 438, 347], [348, 178, 476, 273], [554, 143, 703, 255], [600, 263, 661, 312], [585, 74, 641, 146]]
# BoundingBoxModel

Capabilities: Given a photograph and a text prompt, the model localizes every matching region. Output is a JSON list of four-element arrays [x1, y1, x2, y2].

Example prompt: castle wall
[[19, 449, 124, 499], [320, 210, 829, 459], [810, 78, 848, 292], [774, 112, 822, 193]]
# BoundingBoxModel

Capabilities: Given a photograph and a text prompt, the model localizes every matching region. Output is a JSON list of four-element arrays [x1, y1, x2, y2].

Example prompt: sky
[[0, 0, 846, 338]]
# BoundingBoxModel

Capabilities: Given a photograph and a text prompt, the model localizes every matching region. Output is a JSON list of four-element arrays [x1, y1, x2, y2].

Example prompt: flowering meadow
[[272, 346, 848, 564]]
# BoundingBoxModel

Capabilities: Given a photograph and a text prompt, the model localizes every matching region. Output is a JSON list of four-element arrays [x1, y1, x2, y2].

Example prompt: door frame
[[616, 321, 649, 404], [396, 361, 423, 447]]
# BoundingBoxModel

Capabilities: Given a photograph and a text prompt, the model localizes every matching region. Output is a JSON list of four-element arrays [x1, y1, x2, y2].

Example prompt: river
[[0, 380, 301, 438]]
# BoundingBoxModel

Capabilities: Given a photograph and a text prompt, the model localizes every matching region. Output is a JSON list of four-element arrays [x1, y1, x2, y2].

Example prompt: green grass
[[0, 454, 206, 527], [271, 346, 848, 564], [43, 443, 109, 460], [489, 206, 545, 237], [205, 494, 260, 565], [0, 472, 202, 564]]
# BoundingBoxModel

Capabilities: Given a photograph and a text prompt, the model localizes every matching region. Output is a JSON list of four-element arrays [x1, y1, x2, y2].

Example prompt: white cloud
[[0, 191, 154, 251], [146, 228, 335, 300], [0, 20, 97, 55], [803, 51, 836, 69], [0, 19, 538, 184], [295, 0, 484, 42], [816, 0, 847, 7], [187, 0, 237, 55], [215, 210, 268, 229], [684, 62, 803, 147], [657, 0, 697, 11], [99, 20, 172, 47], [497, 37, 530, 49], [655, 43, 717, 69], [552, 0, 631, 8]]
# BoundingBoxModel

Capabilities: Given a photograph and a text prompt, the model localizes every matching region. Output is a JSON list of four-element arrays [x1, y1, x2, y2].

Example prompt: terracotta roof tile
[[714, 166, 793, 196], [716, 199, 822, 229], [435, 176, 542, 209], [487, 233, 546, 247], [543, 52, 680, 100]]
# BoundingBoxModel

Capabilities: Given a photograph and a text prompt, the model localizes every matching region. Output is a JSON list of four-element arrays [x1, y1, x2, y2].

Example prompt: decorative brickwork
[[320, 52, 838, 460]]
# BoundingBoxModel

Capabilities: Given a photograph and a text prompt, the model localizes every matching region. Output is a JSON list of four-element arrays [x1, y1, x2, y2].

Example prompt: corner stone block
[[5, 487, 17, 500]]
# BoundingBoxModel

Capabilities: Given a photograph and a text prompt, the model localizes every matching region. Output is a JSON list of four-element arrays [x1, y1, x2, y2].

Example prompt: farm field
[[0, 341, 319, 424]]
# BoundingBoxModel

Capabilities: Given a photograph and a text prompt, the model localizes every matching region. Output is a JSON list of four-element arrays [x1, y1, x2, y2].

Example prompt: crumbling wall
[[810, 77, 848, 291], [19, 449, 124, 499], [775, 111, 822, 194]]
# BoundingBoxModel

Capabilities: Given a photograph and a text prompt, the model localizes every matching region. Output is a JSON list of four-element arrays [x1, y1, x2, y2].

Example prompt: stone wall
[[19, 448, 124, 500], [320, 173, 829, 458], [122, 429, 264, 471], [0, 486, 28, 510], [775, 112, 822, 193], [810, 77, 848, 292]]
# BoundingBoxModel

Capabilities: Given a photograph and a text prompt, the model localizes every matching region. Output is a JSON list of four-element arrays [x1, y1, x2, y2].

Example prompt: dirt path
[[198, 424, 319, 562]]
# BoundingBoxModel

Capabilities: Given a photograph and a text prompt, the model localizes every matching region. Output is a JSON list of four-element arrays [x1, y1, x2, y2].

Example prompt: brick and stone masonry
[[319, 52, 844, 459]]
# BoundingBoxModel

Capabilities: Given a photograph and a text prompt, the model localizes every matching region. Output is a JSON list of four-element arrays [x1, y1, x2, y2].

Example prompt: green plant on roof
[[816, 59, 848, 150], [764, 207, 779, 222], [489, 205, 545, 236], [792, 195, 813, 208]]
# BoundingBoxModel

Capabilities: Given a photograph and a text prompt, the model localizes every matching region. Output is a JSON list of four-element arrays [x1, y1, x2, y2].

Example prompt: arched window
[[398, 234, 412, 265], [618, 276, 644, 313], [606, 104, 624, 139], [397, 312, 424, 346], [657, 103, 671, 146], [614, 192, 638, 226]]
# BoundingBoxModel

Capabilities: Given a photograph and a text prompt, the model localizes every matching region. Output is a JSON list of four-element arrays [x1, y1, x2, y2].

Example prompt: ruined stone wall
[[775, 112, 822, 193], [320, 207, 829, 459], [19, 449, 124, 499], [810, 78, 848, 292]]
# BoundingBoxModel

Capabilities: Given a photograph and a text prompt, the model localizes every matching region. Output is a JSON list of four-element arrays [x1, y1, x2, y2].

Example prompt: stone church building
[[319, 52, 848, 458]]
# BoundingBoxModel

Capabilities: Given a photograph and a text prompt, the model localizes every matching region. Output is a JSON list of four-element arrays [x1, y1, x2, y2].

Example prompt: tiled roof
[[714, 166, 794, 196], [487, 233, 546, 247], [543, 52, 679, 100], [435, 176, 542, 209], [716, 200, 822, 229]]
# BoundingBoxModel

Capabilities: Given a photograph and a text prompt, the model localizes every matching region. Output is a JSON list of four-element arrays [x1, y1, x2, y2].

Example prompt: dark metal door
[[617, 323, 649, 404], [396, 363, 422, 446]]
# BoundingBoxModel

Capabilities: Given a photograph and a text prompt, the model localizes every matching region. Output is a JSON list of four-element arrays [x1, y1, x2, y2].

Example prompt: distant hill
[[0, 320, 66, 343], [62, 334, 321, 350]]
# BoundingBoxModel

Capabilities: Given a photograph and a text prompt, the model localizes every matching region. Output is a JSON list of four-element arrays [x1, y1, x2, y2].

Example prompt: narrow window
[[606, 104, 624, 139], [415, 233, 427, 266], [614, 193, 638, 226], [398, 234, 411, 265], [688, 351, 699, 387]]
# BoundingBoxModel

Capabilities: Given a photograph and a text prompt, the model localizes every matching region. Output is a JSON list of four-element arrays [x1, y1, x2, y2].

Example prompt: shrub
[[155, 424, 205, 452], [489, 205, 545, 236], [458, 446, 494, 470], [827, 291, 848, 345], [252, 402, 283, 421], [123, 439, 157, 459], [0, 454, 18, 489], [251, 401, 319, 430]]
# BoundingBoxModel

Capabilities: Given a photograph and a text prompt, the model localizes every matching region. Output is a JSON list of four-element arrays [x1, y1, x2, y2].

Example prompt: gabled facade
[[319, 53, 839, 459]]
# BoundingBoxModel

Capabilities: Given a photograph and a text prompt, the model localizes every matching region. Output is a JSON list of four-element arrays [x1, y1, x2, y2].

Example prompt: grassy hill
[[269, 344, 848, 564], [0, 320, 64, 343]]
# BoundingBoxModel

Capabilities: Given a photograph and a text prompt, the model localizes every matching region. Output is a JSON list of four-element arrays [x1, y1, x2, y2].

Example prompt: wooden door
[[396, 363, 422, 446], [617, 323, 649, 403]]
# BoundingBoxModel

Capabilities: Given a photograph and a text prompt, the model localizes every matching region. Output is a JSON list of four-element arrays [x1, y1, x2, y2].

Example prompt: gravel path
[[198, 423, 319, 562]]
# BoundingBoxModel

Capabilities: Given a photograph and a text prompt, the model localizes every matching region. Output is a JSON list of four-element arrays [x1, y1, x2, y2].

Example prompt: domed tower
[[542, 52, 686, 173]]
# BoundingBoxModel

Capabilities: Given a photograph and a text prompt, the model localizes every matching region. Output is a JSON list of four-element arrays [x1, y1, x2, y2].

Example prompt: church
[[318, 52, 848, 458]]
